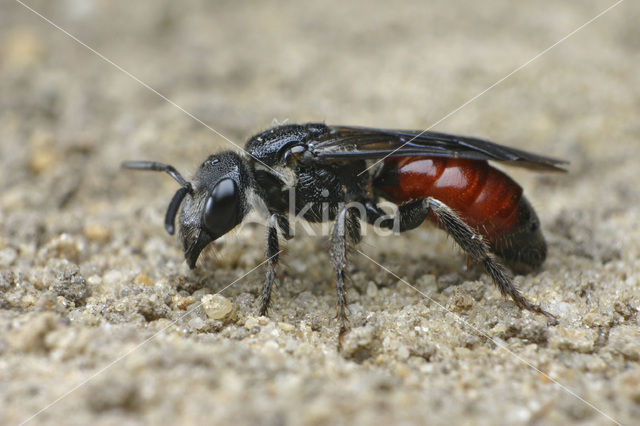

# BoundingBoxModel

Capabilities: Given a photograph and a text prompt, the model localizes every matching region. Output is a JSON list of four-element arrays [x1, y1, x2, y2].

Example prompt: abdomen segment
[[374, 156, 547, 270]]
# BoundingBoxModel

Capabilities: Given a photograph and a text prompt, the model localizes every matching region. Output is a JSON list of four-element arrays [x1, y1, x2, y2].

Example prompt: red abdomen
[[377, 156, 523, 243]]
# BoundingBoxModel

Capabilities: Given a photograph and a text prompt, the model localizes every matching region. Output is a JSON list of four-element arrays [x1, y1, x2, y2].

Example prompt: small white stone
[[201, 294, 235, 322], [244, 317, 260, 330], [87, 275, 102, 287], [0, 247, 17, 267], [366, 281, 378, 297], [188, 317, 205, 331], [278, 322, 295, 332], [103, 270, 123, 287]]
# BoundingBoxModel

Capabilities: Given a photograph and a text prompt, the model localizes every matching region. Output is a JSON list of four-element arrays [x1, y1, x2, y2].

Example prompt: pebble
[[8, 312, 58, 353], [172, 294, 195, 310], [87, 275, 102, 287], [244, 316, 261, 331], [278, 322, 295, 332], [188, 317, 206, 331], [582, 311, 612, 328], [366, 281, 378, 297], [3, 28, 44, 68], [29, 145, 58, 174], [39, 234, 82, 264], [45, 258, 88, 305], [548, 327, 597, 353], [244, 315, 271, 332], [202, 294, 236, 322], [341, 325, 376, 361], [448, 290, 474, 312], [608, 325, 640, 361], [0, 247, 18, 267], [134, 274, 152, 286], [616, 367, 640, 403], [84, 223, 111, 243], [103, 270, 124, 287]]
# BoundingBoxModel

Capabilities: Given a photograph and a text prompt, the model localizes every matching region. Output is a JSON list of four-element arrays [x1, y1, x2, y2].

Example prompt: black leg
[[426, 198, 552, 317], [331, 207, 361, 345], [365, 199, 430, 232], [276, 214, 293, 240], [364, 197, 551, 317], [259, 214, 281, 316]]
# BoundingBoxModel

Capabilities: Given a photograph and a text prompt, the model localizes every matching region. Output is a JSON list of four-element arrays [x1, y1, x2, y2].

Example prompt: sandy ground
[[1, 0, 639, 425]]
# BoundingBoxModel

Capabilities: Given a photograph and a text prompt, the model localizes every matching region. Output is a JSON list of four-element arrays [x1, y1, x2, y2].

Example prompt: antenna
[[121, 161, 193, 235]]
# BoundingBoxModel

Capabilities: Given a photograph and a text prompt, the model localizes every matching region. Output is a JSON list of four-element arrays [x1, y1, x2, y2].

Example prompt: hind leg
[[365, 198, 551, 317], [259, 214, 287, 316]]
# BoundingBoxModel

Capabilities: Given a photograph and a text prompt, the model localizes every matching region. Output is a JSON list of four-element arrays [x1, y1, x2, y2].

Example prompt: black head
[[122, 151, 252, 268]]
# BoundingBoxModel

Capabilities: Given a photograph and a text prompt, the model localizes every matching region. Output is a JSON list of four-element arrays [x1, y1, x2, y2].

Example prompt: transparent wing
[[310, 125, 567, 171]]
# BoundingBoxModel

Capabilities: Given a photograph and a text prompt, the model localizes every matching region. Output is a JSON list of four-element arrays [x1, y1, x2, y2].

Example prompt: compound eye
[[203, 178, 239, 238]]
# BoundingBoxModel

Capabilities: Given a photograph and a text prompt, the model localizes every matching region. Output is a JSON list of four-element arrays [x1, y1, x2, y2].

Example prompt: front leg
[[331, 207, 361, 344], [259, 214, 281, 316]]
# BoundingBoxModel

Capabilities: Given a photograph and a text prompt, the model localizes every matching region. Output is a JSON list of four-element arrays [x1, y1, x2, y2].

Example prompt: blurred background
[[1, 1, 638, 212], [1, 1, 639, 424]]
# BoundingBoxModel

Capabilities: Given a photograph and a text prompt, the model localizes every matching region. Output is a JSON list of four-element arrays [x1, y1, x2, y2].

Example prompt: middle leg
[[330, 206, 361, 343], [259, 214, 282, 316]]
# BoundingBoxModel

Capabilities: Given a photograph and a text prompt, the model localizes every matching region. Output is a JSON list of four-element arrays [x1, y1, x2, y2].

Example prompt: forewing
[[310, 125, 567, 171]]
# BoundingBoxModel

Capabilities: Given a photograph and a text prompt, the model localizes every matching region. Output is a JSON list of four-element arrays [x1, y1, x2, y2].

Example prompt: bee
[[123, 123, 566, 339]]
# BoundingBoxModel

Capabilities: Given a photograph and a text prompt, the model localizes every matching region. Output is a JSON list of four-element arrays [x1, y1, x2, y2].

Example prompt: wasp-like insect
[[123, 123, 566, 339]]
